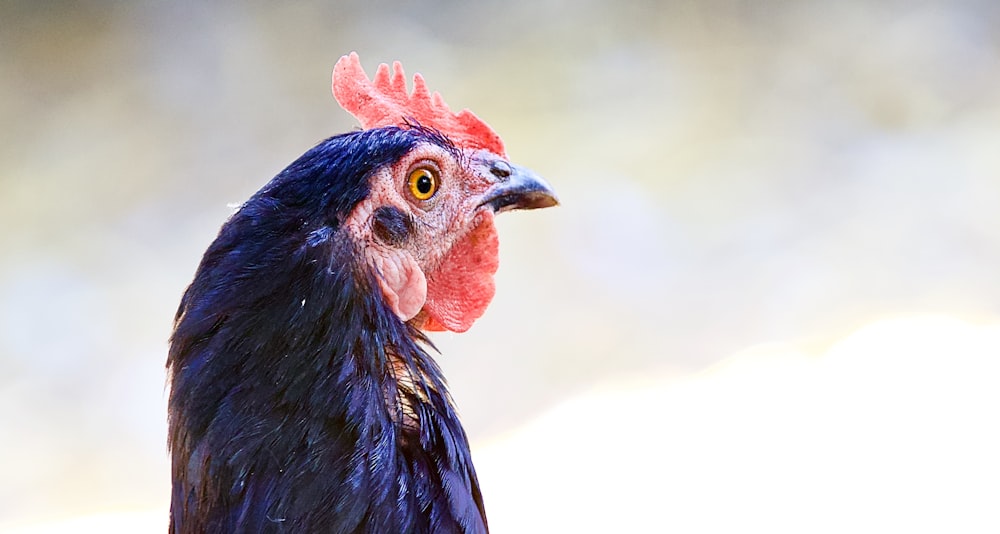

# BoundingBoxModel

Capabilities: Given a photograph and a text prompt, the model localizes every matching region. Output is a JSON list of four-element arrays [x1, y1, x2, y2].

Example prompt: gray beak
[[480, 161, 559, 213]]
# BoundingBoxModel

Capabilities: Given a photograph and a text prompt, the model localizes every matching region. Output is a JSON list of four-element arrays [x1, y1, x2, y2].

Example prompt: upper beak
[[479, 161, 559, 213]]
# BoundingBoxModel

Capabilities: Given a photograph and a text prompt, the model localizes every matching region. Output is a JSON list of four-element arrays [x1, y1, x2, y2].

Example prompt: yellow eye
[[407, 167, 438, 201]]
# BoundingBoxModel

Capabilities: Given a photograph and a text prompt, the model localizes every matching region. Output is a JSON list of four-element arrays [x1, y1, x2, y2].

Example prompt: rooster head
[[332, 53, 557, 333]]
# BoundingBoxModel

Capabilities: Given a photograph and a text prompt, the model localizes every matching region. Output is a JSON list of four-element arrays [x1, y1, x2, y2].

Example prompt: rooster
[[167, 53, 557, 533]]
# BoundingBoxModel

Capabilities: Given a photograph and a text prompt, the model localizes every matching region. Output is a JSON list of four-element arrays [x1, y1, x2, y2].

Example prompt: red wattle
[[421, 212, 499, 333]]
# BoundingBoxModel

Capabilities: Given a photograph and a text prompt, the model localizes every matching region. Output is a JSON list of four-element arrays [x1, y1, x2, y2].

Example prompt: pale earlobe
[[373, 249, 427, 321]]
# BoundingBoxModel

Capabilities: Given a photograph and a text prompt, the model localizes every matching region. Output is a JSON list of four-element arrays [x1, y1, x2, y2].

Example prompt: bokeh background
[[2, 0, 1000, 532]]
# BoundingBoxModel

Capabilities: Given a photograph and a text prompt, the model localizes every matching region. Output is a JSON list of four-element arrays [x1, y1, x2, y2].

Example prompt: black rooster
[[167, 53, 557, 533]]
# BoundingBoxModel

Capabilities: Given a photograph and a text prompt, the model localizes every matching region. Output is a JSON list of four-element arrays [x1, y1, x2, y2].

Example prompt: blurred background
[[2, 0, 999, 531]]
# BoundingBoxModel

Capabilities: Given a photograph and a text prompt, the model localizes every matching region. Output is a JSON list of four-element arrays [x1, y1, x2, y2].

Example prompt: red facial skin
[[345, 145, 505, 333]]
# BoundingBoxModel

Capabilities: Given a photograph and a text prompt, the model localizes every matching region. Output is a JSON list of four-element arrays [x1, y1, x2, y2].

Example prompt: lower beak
[[480, 163, 559, 213]]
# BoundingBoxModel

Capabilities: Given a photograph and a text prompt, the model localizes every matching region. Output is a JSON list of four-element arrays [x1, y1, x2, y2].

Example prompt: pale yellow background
[[2, 1, 999, 532]]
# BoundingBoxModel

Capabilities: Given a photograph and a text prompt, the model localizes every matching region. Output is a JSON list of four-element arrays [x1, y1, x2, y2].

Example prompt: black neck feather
[[167, 128, 487, 533]]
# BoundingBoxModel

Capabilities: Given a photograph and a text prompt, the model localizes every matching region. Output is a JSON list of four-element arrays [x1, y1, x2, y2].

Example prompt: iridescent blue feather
[[168, 127, 487, 533]]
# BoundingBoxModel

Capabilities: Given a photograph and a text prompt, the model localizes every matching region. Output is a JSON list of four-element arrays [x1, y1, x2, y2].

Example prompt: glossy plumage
[[168, 127, 487, 533]]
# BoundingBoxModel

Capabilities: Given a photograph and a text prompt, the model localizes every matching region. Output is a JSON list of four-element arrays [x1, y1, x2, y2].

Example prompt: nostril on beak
[[479, 162, 558, 213], [490, 160, 512, 179]]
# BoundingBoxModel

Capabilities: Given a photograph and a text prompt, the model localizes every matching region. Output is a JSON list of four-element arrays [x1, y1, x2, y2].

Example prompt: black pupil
[[416, 174, 433, 194]]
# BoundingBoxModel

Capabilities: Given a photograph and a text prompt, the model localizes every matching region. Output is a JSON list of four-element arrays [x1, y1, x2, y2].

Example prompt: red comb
[[332, 52, 506, 157]]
